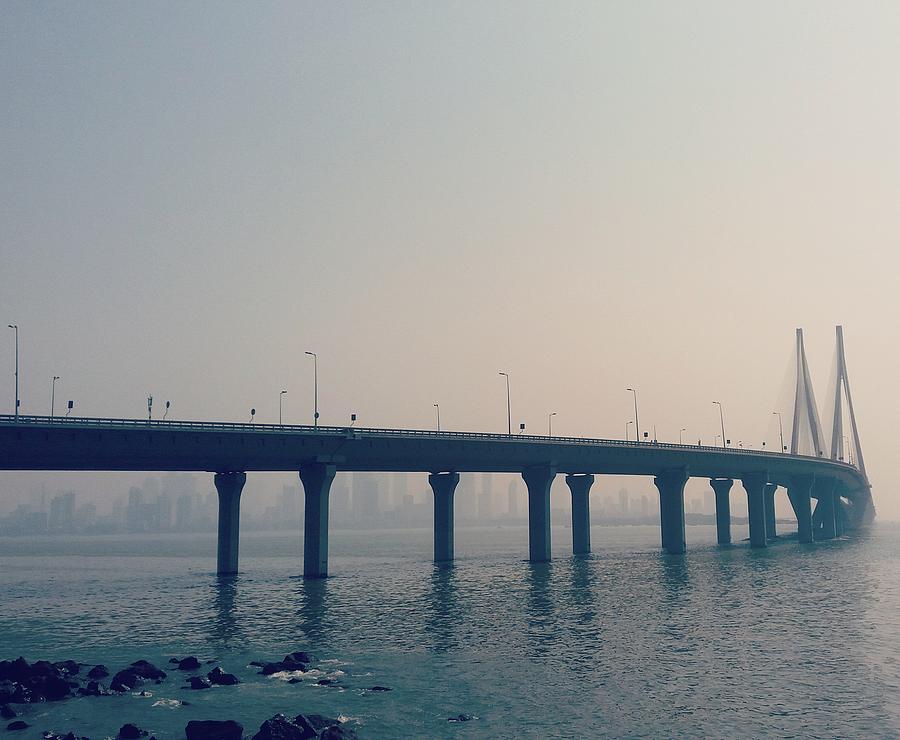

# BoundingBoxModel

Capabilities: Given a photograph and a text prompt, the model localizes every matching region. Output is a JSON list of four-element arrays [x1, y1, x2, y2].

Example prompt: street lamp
[[434, 403, 441, 432], [548, 411, 557, 436], [147, 395, 153, 421], [773, 411, 785, 453], [163, 400, 171, 420], [712, 401, 726, 449], [499, 372, 511, 435], [679, 427, 686, 444], [7, 325, 18, 421], [626, 388, 640, 443], [626, 420, 633, 440], [279, 389, 287, 425], [304, 351, 318, 427], [50, 376, 60, 418]]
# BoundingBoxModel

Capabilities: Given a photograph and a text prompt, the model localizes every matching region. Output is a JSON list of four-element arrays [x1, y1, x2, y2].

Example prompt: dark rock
[[319, 726, 358, 740], [249, 661, 265, 667], [283, 651, 314, 665], [184, 720, 243, 740], [186, 676, 212, 690], [316, 678, 335, 686], [87, 665, 109, 679], [2, 659, 31, 684], [110, 670, 142, 692], [447, 714, 475, 722], [77, 680, 107, 697], [118, 723, 148, 739], [29, 660, 58, 677], [258, 662, 287, 676], [207, 668, 239, 686], [0, 705, 15, 719], [168, 658, 180, 665], [369, 685, 392, 692], [301, 715, 336, 733], [54, 660, 79, 676], [251, 714, 315, 740], [6, 720, 28, 731], [0, 681, 31, 704], [28, 673, 71, 701], [128, 661, 166, 680], [287, 678, 302, 684], [177, 657, 201, 671]]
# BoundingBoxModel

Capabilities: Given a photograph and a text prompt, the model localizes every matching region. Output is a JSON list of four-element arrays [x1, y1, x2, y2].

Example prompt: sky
[[1, 2, 897, 516]]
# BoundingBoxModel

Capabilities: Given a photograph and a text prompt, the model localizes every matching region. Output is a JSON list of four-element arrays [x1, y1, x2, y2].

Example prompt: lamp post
[[279, 389, 287, 425], [163, 400, 171, 420], [679, 427, 686, 444], [434, 403, 441, 432], [713, 401, 726, 449], [773, 411, 785, 453], [7, 325, 18, 421], [50, 376, 60, 418], [304, 351, 318, 427], [626, 388, 640, 443], [499, 372, 511, 435], [548, 411, 557, 436], [626, 420, 633, 440], [147, 395, 153, 421]]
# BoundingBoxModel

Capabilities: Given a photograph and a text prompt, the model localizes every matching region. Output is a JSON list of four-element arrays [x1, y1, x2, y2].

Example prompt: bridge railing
[[0, 414, 858, 470]]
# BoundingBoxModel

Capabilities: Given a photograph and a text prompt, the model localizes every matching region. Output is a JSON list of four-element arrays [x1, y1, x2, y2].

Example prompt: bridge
[[0, 326, 875, 577]]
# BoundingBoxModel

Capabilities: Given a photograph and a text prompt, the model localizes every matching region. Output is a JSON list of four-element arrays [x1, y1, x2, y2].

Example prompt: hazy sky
[[1, 3, 897, 515]]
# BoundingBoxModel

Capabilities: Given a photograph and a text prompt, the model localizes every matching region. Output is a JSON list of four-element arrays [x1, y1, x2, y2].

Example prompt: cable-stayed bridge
[[0, 326, 873, 578]]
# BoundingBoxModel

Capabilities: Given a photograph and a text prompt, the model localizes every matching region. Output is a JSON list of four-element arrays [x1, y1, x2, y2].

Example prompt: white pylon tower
[[829, 325, 867, 476], [791, 328, 826, 457]]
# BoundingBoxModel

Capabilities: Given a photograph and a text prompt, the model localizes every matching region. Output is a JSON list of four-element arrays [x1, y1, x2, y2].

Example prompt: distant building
[[49, 492, 76, 531]]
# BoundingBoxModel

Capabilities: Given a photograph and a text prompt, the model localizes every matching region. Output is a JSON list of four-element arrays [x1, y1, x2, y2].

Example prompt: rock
[[128, 661, 166, 680], [28, 673, 71, 701], [77, 680, 108, 697], [3, 659, 31, 683], [316, 678, 336, 686], [118, 723, 148, 739], [300, 715, 336, 733], [6, 720, 28, 731], [177, 657, 201, 671], [287, 677, 302, 684], [186, 676, 211, 690], [283, 651, 314, 665], [111, 670, 142, 692], [87, 665, 109, 679], [447, 714, 475, 722], [0, 705, 15, 719], [0, 681, 31, 704], [54, 660, 79, 676], [319, 726, 358, 740], [369, 685, 392, 692], [168, 658, 180, 665], [258, 662, 289, 676], [207, 668, 239, 686], [184, 720, 243, 740], [251, 714, 315, 740]]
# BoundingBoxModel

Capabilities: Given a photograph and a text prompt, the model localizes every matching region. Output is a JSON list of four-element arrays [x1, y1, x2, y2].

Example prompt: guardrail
[[0, 414, 858, 470]]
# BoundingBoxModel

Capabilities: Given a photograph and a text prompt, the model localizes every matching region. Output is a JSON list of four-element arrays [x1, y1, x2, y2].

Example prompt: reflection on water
[[1, 524, 898, 736]]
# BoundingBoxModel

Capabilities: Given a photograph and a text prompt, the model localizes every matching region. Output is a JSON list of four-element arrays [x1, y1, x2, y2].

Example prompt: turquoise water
[[2, 523, 900, 738]]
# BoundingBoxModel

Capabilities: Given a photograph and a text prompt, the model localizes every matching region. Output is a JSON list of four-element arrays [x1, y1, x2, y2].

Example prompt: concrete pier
[[522, 465, 557, 562], [214, 471, 246, 575], [299, 463, 336, 578], [764, 483, 778, 540], [565, 474, 594, 555], [654, 469, 688, 554], [710, 478, 733, 545], [788, 474, 814, 543], [741, 474, 768, 548], [428, 472, 459, 562], [813, 477, 837, 540]]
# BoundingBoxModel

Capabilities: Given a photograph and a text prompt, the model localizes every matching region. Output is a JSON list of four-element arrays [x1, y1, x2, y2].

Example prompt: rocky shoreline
[[0, 652, 368, 739]]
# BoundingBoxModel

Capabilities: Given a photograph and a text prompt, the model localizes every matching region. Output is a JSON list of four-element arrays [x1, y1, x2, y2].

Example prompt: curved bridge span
[[0, 414, 873, 577]]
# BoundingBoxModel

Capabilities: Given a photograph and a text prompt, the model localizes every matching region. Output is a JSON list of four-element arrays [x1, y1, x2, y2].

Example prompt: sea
[[2, 521, 900, 738]]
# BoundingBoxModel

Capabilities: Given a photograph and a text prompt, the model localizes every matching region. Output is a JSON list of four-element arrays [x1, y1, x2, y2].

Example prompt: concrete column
[[214, 472, 246, 576], [741, 474, 768, 548], [428, 472, 459, 562], [299, 463, 336, 578], [522, 465, 557, 562], [654, 469, 688, 554], [787, 474, 814, 543], [834, 484, 847, 537], [764, 483, 778, 540], [813, 477, 837, 540], [565, 474, 594, 556], [709, 478, 733, 545]]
